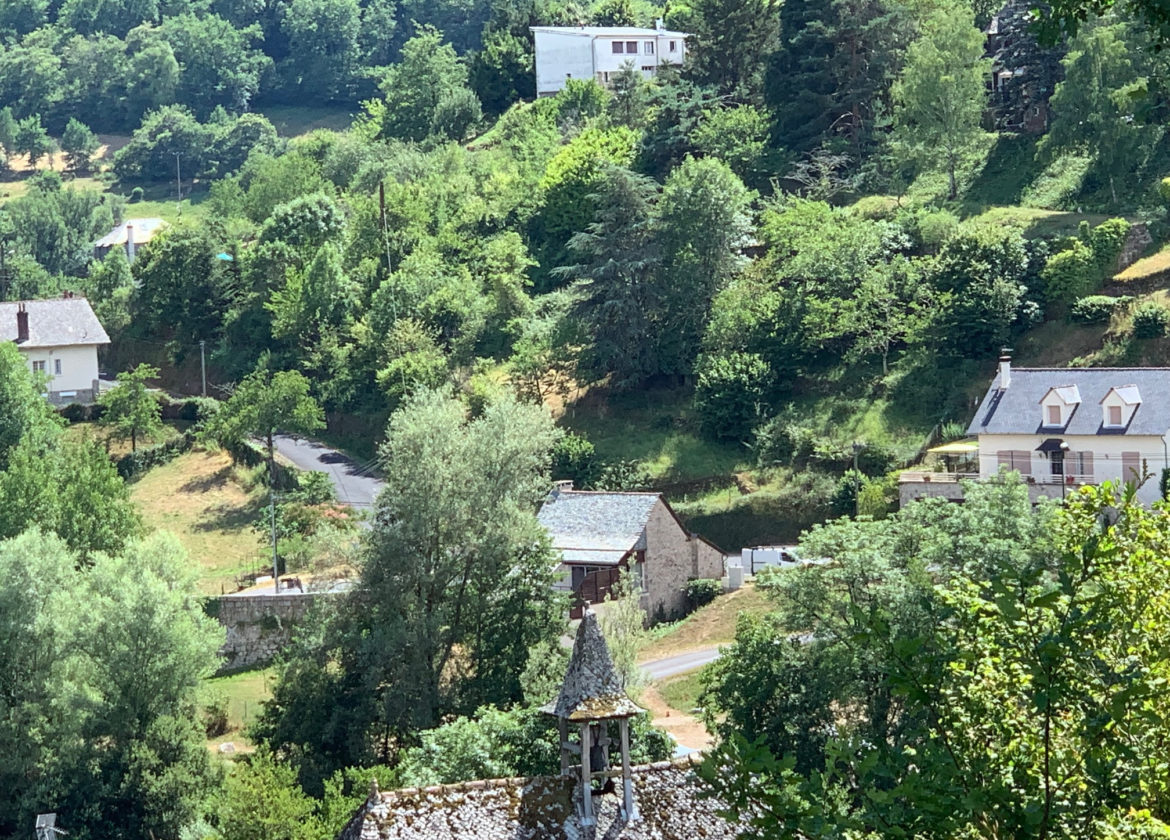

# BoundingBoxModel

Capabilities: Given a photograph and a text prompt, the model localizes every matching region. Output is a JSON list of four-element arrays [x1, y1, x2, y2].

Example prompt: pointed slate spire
[[543, 610, 643, 721]]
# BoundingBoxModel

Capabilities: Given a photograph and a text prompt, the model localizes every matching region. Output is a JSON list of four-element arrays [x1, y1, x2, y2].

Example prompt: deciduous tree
[[99, 363, 163, 452]]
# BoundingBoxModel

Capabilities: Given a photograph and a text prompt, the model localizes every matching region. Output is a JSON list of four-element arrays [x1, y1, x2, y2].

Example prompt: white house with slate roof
[[962, 356, 1170, 505], [1, 295, 109, 405], [537, 487, 724, 620]]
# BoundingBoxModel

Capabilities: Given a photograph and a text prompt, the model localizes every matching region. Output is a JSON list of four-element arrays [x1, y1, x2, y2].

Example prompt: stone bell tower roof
[[542, 610, 643, 721]]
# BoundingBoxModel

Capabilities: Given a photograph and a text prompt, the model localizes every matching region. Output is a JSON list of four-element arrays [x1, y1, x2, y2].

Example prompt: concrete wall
[[215, 592, 325, 672], [21, 344, 101, 404], [642, 499, 725, 619], [591, 34, 685, 82], [533, 30, 596, 95]]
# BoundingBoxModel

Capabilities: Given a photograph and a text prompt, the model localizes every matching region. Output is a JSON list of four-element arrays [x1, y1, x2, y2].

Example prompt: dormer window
[[1040, 385, 1080, 428], [1101, 384, 1141, 429], [1047, 405, 1061, 426]]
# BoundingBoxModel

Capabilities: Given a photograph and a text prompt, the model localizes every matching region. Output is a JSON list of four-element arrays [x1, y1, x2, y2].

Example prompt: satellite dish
[[35, 814, 67, 840]]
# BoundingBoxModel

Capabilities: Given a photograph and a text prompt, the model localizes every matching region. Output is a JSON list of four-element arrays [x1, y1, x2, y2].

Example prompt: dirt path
[[640, 685, 712, 752]]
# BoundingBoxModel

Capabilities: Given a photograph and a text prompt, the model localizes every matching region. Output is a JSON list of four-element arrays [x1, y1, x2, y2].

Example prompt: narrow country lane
[[272, 434, 384, 509]]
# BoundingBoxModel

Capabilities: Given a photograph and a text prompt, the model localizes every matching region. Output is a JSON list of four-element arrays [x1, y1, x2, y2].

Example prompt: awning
[[927, 441, 979, 455], [1036, 438, 1065, 453]]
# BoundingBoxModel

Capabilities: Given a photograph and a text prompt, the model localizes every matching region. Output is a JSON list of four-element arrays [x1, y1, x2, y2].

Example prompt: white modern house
[[530, 22, 690, 96], [1, 295, 110, 405], [901, 357, 1170, 506]]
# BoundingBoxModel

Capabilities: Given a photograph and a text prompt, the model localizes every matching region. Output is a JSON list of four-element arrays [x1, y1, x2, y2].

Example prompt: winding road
[[272, 434, 384, 509], [641, 646, 723, 681]]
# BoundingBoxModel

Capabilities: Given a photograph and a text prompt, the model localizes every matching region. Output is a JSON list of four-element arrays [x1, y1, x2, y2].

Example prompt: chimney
[[656, 17, 665, 30], [16, 303, 28, 343], [998, 350, 1011, 390], [125, 223, 135, 264]]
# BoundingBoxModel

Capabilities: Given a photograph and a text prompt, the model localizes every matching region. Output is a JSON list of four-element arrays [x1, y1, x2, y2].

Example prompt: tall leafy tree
[[890, 4, 990, 199], [374, 26, 481, 141], [61, 118, 99, 174], [14, 116, 53, 170], [280, 0, 362, 101], [99, 363, 164, 452], [685, 0, 782, 101]]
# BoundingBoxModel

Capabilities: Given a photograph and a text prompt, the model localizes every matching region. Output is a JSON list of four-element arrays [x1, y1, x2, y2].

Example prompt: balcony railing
[[899, 471, 1095, 486]]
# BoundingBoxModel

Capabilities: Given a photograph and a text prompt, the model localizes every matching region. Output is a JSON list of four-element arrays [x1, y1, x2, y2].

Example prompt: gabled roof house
[[1, 295, 109, 405], [537, 487, 724, 620], [959, 357, 1170, 504]]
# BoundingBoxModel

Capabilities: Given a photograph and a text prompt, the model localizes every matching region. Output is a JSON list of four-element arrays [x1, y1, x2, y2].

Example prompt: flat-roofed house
[[1, 295, 109, 405], [531, 23, 690, 96], [537, 486, 724, 619]]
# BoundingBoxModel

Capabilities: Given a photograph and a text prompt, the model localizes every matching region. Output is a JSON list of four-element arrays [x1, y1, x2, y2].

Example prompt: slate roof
[[93, 217, 168, 248], [0, 298, 110, 348], [537, 491, 660, 565], [340, 755, 744, 840], [968, 368, 1170, 436], [530, 25, 690, 37], [543, 611, 643, 721]]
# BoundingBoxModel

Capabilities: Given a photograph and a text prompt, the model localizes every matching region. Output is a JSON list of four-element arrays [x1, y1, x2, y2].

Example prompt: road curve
[[641, 646, 723, 681], [273, 434, 385, 509]]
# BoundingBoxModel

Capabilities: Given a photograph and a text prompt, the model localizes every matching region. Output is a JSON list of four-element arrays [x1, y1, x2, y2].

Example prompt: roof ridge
[[372, 754, 703, 804], [1008, 366, 1170, 371]]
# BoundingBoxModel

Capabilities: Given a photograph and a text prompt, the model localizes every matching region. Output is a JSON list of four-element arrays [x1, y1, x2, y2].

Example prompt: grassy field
[[260, 104, 355, 137], [131, 450, 267, 594], [63, 419, 190, 456], [204, 666, 275, 752], [561, 386, 747, 482], [640, 583, 772, 662], [1115, 245, 1170, 285], [657, 670, 706, 715]]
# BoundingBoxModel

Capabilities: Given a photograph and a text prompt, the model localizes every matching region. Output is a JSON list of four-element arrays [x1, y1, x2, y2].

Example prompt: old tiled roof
[[537, 491, 660, 562], [340, 755, 744, 840], [543, 611, 642, 721], [0, 298, 110, 348], [968, 368, 1170, 436]]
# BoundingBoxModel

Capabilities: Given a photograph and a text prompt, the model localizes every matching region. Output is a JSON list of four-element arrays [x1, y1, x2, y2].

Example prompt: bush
[[130, 186, 144, 202], [1133, 302, 1169, 339], [685, 578, 722, 610], [1041, 240, 1098, 306], [831, 469, 864, 517], [1071, 295, 1131, 324], [202, 692, 230, 738], [113, 431, 196, 479], [694, 351, 772, 441], [291, 471, 336, 505], [551, 432, 601, 489], [1088, 218, 1131, 275]]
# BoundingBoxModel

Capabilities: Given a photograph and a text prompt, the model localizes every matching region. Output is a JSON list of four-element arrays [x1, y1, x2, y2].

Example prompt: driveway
[[641, 646, 723, 681], [273, 434, 384, 509]]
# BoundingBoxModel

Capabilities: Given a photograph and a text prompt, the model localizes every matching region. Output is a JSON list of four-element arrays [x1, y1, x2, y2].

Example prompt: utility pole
[[172, 151, 182, 216], [270, 482, 279, 593], [199, 340, 206, 397]]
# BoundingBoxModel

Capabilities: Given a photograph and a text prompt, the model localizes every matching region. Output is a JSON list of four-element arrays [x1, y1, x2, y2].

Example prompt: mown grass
[[640, 583, 772, 661], [1115, 245, 1170, 284], [657, 670, 706, 715], [131, 450, 267, 595], [260, 104, 355, 137], [204, 666, 275, 752]]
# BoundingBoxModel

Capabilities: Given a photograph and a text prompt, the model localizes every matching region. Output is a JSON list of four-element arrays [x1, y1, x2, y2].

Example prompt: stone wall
[[643, 500, 726, 621], [214, 591, 324, 672]]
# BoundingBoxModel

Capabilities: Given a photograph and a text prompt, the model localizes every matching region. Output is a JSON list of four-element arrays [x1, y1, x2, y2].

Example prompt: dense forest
[[7, 0, 1170, 836]]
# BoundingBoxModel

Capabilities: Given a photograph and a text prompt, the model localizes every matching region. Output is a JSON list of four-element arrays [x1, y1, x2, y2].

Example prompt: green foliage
[[99, 363, 164, 452], [600, 570, 649, 691], [205, 364, 325, 469], [692, 104, 770, 185], [14, 114, 53, 168], [1088, 216, 1132, 274], [61, 117, 99, 173], [1132, 301, 1169, 338], [685, 577, 722, 610], [694, 351, 772, 441], [1071, 294, 1131, 323], [375, 26, 482, 142], [686, 0, 782, 100], [551, 432, 602, 489], [217, 752, 322, 840], [1041, 239, 1099, 306], [891, 5, 990, 198]]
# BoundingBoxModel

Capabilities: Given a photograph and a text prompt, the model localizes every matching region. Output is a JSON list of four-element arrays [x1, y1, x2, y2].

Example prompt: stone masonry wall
[[215, 592, 324, 672], [642, 501, 726, 621]]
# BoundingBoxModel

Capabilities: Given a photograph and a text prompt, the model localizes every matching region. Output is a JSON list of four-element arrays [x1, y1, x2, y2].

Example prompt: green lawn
[[204, 666, 275, 752], [561, 386, 747, 482], [658, 670, 705, 715], [260, 104, 355, 137]]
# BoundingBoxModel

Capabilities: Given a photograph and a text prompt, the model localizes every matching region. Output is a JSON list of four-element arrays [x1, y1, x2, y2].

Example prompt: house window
[[669, 40, 677, 52], [996, 450, 1032, 476], [644, 41, 655, 54], [641, 65, 655, 72], [1108, 405, 1122, 426], [1071, 451, 1094, 479], [1046, 404, 1061, 426], [31, 361, 46, 373], [633, 559, 647, 592], [612, 41, 624, 53], [626, 41, 637, 52], [53, 359, 61, 375]]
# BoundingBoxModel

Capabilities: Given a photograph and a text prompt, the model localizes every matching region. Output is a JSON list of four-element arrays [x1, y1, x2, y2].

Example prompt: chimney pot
[[16, 303, 28, 343], [998, 352, 1011, 390]]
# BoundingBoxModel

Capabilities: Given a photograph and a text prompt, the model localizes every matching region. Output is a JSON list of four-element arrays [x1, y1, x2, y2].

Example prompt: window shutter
[[1014, 450, 1032, 476], [997, 450, 1011, 471], [1122, 451, 1141, 483], [1079, 451, 1093, 478]]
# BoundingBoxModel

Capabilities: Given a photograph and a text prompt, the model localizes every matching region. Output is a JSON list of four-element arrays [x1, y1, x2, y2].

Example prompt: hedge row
[[59, 395, 221, 424], [113, 431, 196, 480]]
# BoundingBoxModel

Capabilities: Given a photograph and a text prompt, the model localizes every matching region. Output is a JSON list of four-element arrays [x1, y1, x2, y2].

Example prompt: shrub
[[1041, 240, 1098, 306], [1133, 302, 1169, 339], [291, 471, 336, 505], [1071, 295, 1131, 324], [202, 692, 230, 738], [113, 431, 196, 479], [694, 351, 772, 441], [130, 186, 144, 202], [831, 469, 865, 517], [1088, 218, 1131, 275], [1160, 178, 1170, 204], [685, 578, 722, 610], [551, 432, 601, 489]]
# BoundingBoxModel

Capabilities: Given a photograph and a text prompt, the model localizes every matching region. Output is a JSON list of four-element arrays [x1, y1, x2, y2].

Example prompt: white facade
[[21, 344, 102, 404], [531, 25, 689, 96], [976, 432, 1168, 505]]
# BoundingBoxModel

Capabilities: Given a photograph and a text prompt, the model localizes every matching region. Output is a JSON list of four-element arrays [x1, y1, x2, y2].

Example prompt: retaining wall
[[214, 591, 325, 672]]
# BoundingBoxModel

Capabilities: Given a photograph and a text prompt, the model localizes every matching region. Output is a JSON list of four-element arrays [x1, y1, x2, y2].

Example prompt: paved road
[[273, 434, 384, 509], [641, 646, 723, 681]]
